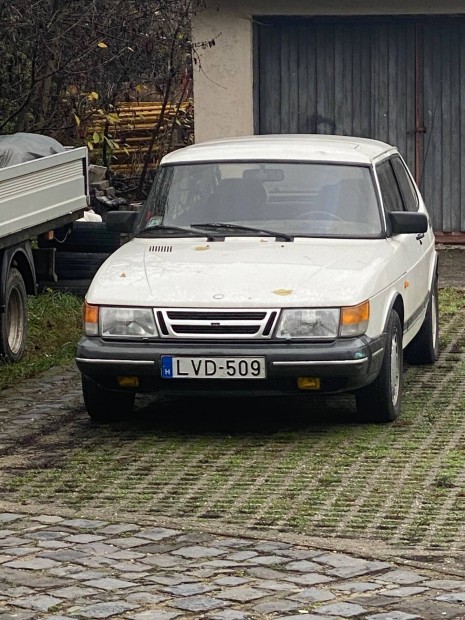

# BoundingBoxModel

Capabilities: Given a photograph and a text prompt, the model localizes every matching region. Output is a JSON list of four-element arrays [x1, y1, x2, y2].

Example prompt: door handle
[[416, 233, 424, 244]]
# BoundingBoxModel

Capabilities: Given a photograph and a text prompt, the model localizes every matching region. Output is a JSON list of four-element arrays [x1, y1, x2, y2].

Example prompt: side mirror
[[387, 211, 428, 234], [106, 210, 138, 233]]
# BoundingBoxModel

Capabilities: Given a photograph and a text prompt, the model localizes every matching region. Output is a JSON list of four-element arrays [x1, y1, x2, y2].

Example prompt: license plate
[[161, 356, 266, 379]]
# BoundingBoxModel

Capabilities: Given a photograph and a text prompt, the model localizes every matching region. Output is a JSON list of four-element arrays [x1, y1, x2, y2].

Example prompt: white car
[[76, 134, 439, 424]]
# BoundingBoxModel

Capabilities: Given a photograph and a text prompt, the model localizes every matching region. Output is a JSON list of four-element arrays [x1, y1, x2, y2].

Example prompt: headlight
[[276, 301, 369, 339], [99, 307, 158, 338], [276, 309, 340, 339]]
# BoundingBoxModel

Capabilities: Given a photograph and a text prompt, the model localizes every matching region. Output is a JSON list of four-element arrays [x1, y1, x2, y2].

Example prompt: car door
[[376, 157, 431, 336]]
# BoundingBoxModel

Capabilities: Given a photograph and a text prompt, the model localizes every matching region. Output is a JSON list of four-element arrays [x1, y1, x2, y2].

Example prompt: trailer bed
[[0, 146, 88, 249]]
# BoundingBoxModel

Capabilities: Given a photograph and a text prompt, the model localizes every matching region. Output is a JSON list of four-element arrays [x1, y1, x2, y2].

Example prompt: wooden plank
[[460, 23, 465, 231], [288, 24, 299, 133], [259, 20, 282, 134], [359, 24, 372, 138], [297, 23, 308, 133], [316, 23, 336, 134], [334, 23, 348, 135], [375, 23, 389, 141], [422, 24, 443, 231], [404, 24, 416, 172], [85, 101, 190, 173], [440, 23, 452, 231], [305, 23, 318, 133], [279, 26, 291, 132], [449, 24, 461, 232], [388, 22, 400, 148]]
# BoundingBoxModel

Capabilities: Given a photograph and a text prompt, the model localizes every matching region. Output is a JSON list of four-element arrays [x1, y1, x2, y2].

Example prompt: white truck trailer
[[0, 141, 89, 362]]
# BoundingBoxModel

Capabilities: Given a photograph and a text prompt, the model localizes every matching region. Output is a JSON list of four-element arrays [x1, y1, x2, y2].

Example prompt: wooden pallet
[[86, 101, 192, 174]]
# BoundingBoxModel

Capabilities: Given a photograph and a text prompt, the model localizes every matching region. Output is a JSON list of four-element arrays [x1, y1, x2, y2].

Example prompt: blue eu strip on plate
[[161, 356, 173, 378]]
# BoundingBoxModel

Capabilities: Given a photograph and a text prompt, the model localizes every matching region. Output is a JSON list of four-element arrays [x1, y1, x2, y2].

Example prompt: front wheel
[[0, 268, 28, 363], [355, 310, 403, 423], [81, 375, 135, 423]]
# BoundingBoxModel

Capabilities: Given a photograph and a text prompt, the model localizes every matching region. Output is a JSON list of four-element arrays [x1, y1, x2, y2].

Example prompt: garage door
[[254, 17, 465, 237]]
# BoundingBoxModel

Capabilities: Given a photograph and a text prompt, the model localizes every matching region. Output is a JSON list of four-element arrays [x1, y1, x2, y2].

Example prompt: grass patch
[[0, 288, 83, 391], [438, 287, 465, 317]]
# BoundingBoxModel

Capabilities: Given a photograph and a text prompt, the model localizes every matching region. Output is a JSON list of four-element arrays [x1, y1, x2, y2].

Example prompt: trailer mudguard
[[0, 241, 36, 311]]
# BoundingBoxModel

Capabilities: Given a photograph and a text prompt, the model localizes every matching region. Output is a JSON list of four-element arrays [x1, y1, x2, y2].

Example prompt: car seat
[[317, 179, 365, 221], [199, 178, 267, 222]]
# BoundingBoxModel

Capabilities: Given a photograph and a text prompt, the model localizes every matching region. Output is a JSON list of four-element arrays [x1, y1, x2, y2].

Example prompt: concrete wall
[[191, 0, 465, 142]]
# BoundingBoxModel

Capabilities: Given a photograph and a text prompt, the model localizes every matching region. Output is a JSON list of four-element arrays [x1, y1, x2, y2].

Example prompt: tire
[[39, 222, 121, 254], [40, 279, 91, 297], [0, 268, 28, 363], [82, 375, 135, 423], [355, 310, 403, 423], [54, 252, 110, 280], [405, 276, 439, 365]]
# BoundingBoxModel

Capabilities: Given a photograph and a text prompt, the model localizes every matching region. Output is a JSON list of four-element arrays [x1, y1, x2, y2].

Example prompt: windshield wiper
[[137, 225, 213, 238], [191, 222, 293, 242]]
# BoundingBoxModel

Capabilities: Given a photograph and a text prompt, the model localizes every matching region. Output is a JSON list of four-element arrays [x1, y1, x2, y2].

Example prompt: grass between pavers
[[1, 287, 465, 549], [0, 288, 83, 390]]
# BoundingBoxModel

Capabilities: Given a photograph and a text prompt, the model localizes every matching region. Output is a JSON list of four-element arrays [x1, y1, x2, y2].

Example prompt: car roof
[[161, 134, 398, 166]]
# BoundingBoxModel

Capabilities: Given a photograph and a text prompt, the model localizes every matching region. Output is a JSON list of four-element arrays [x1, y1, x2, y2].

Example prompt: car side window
[[391, 156, 419, 212], [376, 160, 405, 212]]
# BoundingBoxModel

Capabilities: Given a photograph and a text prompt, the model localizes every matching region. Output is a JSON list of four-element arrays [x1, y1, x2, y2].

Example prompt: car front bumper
[[76, 334, 386, 397]]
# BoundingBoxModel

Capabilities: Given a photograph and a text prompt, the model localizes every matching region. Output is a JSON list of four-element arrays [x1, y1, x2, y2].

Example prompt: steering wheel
[[295, 210, 344, 221]]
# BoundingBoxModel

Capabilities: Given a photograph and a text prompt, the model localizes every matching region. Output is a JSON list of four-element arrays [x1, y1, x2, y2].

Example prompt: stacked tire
[[39, 221, 122, 296]]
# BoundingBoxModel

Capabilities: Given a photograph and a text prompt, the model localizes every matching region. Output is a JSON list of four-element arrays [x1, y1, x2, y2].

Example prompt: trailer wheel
[[0, 268, 28, 363]]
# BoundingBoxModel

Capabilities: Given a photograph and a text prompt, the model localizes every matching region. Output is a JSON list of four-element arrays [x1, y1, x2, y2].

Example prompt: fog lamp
[[297, 377, 321, 390], [117, 376, 139, 387]]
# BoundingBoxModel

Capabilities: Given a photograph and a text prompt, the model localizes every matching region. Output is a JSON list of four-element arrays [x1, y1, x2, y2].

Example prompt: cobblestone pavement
[[0, 247, 465, 619], [1, 510, 465, 620], [0, 369, 465, 618]]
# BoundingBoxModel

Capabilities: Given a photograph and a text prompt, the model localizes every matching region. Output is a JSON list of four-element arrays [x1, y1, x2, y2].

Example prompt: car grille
[[155, 309, 279, 339]]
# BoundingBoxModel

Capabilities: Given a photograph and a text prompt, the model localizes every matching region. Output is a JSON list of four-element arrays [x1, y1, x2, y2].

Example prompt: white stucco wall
[[191, 0, 465, 142], [191, 5, 254, 143]]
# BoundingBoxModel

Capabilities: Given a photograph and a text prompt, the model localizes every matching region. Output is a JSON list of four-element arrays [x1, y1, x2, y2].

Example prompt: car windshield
[[136, 161, 382, 238]]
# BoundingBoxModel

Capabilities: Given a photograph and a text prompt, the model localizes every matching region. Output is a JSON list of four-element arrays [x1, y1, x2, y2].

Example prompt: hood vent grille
[[149, 245, 173, 253]]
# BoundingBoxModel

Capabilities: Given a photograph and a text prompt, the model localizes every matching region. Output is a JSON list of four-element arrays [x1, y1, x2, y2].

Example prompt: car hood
[[86, 236, 401, 307]]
